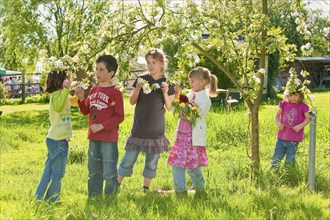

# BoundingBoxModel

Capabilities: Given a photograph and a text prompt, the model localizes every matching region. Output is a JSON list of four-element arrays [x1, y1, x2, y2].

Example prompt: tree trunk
[[250, 107, 260, 168]]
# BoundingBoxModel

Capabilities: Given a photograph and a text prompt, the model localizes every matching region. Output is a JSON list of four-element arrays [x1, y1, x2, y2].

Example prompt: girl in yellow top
[[36, 70, 72, 202]]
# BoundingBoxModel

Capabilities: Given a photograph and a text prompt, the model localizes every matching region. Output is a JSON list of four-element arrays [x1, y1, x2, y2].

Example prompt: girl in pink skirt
[[168, 67, 218, 194]]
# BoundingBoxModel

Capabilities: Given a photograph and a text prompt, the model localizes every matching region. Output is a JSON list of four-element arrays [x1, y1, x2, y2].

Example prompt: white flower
[[54, 60, 65, 70], [294, 78, 301, 86], [49, 56, 56, 62], [192, 53, 200, 64], [142, 84, 152, 94], [161, 81, 168, 87], [172, 80, 180, 85], [259, 68, 266, 74], [137, 78, 145, 84], [72, 55, 80, 63], [300, 70, 309, 78], [252, 75, 261, 84], [323, 27, 329, 37], [310, 95, 315, 102], [151, 83, 160, 90]]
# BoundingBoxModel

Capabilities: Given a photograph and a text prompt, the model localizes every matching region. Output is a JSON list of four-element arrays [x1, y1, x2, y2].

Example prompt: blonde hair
[[145, 48, 167, 75], [188, 67, 218, 97]]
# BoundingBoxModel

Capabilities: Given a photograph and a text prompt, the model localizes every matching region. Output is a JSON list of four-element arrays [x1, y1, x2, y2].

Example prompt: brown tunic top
[[125, 74, 174, 153]]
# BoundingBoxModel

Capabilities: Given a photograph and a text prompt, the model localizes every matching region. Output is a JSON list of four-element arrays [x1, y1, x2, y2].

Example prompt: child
[[270, 84, 309, 171], [118, 48, 174, 192], [36, 70, 72, 202], [75, 55, 124, 197], [167, 67, 218, 194]]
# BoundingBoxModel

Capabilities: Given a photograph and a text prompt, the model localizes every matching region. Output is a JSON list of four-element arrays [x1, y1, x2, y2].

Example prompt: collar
[[191, 89, 207, 99]]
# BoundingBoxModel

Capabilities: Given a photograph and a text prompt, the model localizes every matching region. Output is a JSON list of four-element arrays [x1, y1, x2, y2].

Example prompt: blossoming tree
[[1, 0, 326, 168]]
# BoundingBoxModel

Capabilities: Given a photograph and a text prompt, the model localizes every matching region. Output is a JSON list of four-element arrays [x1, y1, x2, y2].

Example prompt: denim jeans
[[172, 166, 205, 193], [118, 150, 160, 179], [88, 140, 119, 197], [36, 138, 68, 202], [270, 138, 299, 171]]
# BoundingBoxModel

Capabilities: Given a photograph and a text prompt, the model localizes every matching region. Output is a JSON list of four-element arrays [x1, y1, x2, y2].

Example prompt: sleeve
[[102, 89, 125, 131], [78, 87, 93, 116], [279, 100, 286, 110], [197, 98, 211, 118], [51, 88, 70, 112]]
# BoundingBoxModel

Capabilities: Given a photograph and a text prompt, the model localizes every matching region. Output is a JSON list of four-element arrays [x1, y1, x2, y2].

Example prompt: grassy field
[[0, 91, 329, 219]]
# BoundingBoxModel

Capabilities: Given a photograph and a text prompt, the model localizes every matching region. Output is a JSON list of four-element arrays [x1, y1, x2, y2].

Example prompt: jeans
[[36, 138, 68, 202], [270, 138, 299, 171], [118, 150, 160, 179], [88, 140, 119, 197], [172, 166, 205, 193]]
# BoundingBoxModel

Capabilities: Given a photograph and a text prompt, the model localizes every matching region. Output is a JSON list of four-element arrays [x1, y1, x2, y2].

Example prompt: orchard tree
[[124, 0, 295, 168]]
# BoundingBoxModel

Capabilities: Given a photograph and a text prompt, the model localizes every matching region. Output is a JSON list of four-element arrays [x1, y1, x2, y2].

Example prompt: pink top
[[277, 101, 309, 142]]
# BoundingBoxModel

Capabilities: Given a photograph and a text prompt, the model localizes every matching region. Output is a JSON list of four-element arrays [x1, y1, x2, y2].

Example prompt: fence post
[[21, 70, 26, 102], [308, 111, 317, 190]]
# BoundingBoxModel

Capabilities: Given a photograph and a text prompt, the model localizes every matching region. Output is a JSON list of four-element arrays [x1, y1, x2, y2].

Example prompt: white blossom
[[252, 75, 261, 84], [323, 27, 329, 37], [310, 95, 315, 102], [259, 68, 266, 74], [161, 81, 168, 87], [142, 84, 152, 94]]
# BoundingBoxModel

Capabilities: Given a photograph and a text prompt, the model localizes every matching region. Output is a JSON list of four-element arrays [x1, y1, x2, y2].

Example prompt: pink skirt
[[167, 118, 208, 169]]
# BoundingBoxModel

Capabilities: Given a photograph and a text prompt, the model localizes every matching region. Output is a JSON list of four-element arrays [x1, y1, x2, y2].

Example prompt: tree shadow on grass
[[0, 107, 88, 130]]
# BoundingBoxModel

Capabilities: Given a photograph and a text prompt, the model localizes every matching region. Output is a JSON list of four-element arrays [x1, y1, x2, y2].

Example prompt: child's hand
[[174, 84, 181, 95], [63, 79, 71, 89], [278, 123, 285, 130], [161, 83, 169, 94], [136, 82, 143, 90], [75, 86, 85, 101], [293, 125, 302, 132], [90, 124, 104, 133]]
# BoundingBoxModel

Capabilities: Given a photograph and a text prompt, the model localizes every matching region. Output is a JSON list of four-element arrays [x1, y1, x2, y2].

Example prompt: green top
[[47, 88, 72, 140]]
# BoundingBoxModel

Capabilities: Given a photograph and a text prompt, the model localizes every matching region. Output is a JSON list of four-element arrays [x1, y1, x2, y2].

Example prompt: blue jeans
[[270, 138, 299, 171], [172, 166, 205, 193], [88, 140, 119, 197], [118, 150, 160, 179], [36, 138, 68, 202]]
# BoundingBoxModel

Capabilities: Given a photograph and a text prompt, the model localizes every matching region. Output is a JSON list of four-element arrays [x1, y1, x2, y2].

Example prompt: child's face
[[288, 93, 300, 103], [96, 62, 113, 84], [189, 76, 205, 93], [146, 55, 163, 76]]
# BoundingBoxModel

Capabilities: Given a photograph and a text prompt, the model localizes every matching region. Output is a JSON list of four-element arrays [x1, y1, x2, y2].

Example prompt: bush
[[0, 82, 5, 105]]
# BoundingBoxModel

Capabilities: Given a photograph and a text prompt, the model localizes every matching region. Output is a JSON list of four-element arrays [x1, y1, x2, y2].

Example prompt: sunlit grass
[[0, 91, 329, 219]]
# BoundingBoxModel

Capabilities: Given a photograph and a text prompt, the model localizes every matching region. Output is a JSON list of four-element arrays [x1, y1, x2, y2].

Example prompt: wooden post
[[21, 70, 26, 102], [308, 112, 317, 190]]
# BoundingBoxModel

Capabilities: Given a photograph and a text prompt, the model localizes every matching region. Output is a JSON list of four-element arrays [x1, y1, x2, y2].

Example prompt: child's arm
[[129, 83, 142, 105], [52, 79, 71, 112], [52, 88, 70, 112], [75, 86, 90, 115], [293, 112, 310, 132], [274, 108, 285, 130], [162, 84, 173, 111], [198, 100, 211, 118]]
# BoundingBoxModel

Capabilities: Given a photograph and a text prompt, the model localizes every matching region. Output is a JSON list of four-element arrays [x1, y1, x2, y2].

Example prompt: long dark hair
[[45, 70, 67, 93]]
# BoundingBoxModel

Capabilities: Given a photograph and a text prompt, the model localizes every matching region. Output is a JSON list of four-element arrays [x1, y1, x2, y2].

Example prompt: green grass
[[0, 91, 329, 219]]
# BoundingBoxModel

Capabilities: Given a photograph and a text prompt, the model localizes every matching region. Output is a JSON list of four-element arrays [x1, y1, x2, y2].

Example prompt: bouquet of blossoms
[[172, 94, 200, 127]]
